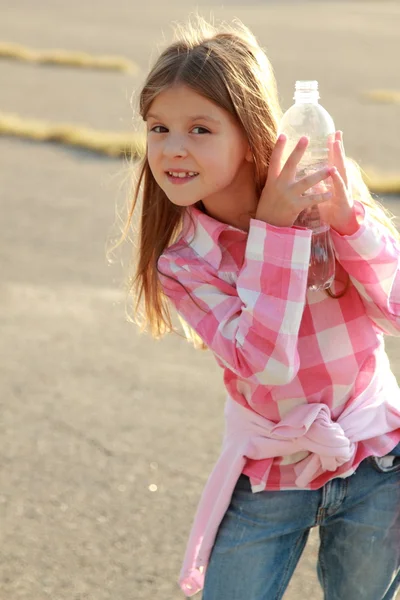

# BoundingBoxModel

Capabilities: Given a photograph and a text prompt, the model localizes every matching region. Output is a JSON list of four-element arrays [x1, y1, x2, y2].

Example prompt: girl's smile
[[165, 169, 199, 184]]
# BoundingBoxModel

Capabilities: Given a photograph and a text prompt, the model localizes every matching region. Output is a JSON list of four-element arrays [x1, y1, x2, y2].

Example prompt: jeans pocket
[[369, 440, 400, 473], [234, 474, 252, 492]]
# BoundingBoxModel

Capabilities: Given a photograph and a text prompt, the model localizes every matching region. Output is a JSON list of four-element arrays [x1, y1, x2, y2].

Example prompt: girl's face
[[146, 85, 257, 229]]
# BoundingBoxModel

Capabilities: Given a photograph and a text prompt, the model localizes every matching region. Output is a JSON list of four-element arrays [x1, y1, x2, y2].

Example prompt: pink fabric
[[157, 203, 400, 596]]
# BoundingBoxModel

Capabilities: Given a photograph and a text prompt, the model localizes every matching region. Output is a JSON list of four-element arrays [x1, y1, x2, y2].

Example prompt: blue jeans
[[202, 443, 400, 600]]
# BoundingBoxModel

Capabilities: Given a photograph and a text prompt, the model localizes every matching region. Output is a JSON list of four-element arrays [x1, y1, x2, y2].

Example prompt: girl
[[120, 17, 400, 600]]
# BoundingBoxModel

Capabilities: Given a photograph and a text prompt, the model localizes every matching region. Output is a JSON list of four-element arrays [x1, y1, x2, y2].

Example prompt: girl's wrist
[[331, 211, 360, 236]]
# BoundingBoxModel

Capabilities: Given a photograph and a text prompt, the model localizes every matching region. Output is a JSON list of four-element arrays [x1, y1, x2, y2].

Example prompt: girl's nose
[[163, 135, 188, 158]]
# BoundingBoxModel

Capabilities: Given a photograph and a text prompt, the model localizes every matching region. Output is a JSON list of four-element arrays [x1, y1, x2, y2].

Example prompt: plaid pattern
[[158, 203, 400, 492]]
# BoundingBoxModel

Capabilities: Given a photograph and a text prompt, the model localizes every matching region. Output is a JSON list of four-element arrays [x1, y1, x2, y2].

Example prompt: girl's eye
[[150, 125, 168, 133], [192, 126, 210, 134]]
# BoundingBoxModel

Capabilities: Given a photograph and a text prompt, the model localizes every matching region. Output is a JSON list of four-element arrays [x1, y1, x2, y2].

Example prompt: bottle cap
[[294, 81, 320, 101], [295, 80, 318, 92]]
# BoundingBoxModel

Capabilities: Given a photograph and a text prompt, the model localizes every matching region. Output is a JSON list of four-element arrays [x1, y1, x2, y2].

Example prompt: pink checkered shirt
[[158, 203, 400, 596]]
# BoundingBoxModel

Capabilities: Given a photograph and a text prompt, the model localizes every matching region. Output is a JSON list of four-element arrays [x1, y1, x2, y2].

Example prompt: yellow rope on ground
[[0, 112, 145, 158], [0, 42, 138, 73], [0, 112, 399, 194], [363, 90, 400, 104]]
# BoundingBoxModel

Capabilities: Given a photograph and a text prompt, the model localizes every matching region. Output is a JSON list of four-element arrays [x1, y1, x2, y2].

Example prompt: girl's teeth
[[169, 171, 198, 178]]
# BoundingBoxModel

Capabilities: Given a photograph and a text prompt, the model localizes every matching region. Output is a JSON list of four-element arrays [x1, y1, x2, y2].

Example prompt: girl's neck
[[201, 162, 258, 232]]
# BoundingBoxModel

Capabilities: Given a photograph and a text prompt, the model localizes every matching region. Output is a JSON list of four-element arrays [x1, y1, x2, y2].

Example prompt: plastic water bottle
[[278, 81, 336, 291]]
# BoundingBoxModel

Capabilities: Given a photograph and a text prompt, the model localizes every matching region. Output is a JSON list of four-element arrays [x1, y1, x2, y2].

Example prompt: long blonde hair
[[111, 16, 399, 348]]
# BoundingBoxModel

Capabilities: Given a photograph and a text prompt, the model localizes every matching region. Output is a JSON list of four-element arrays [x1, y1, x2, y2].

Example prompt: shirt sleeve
[[331, 201, 400, 335], [157, 219, 312, 386]]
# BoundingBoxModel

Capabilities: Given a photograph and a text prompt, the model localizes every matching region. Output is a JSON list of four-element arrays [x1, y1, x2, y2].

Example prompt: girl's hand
[[255, 135, 333, 228], [319, 131, 359, 236]]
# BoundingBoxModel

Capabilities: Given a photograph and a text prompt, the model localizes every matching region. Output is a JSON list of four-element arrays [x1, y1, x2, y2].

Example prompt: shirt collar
[[181, 205, 246, 270]]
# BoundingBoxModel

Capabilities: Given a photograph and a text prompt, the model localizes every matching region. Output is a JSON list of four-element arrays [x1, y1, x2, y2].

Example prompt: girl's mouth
[[166, 171, 199, 184]]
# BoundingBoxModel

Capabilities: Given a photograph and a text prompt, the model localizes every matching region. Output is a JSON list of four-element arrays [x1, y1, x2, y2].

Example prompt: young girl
[[121, 17, 400, 600]]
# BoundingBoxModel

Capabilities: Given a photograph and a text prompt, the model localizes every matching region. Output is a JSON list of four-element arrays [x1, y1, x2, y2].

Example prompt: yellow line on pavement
[[0, 112, 144, 158], [363, 173, 400, 195], [0, 42, 138, 73], [363, 90, 400, 104]]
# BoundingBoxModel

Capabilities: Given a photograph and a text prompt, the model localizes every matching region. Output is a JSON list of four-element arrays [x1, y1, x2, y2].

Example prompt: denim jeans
[[202, 442, 400, 600]]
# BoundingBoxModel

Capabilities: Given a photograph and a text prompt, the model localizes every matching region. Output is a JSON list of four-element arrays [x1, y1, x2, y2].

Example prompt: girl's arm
[[158, 219, 312, 386], [331, 201, 400, 335], [322, 132, 400, 335]]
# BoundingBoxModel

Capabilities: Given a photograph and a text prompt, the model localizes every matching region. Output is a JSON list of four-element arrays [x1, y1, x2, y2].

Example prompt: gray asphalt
[[1, 1, 399, 599]]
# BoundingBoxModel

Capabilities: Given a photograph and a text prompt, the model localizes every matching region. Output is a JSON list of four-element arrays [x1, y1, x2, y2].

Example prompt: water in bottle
[[278, 80, 336, 291]]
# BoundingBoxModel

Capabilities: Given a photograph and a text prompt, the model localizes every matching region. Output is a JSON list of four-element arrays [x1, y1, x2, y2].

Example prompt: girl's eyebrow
[[189, 115, 221, 124], [146, 113, 220, 124]]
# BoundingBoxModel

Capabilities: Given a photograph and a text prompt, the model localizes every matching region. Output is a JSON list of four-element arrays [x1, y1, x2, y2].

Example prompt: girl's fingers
[[299, 191, 332, 211], [330, 166, 347, 196], [330, 166, 354, 215], [281, 136, 309, 181], [334, 139, 348, 188], [329, 131, 343, 168], [294, 166, 332, 196], [268, 134, 287, 181]]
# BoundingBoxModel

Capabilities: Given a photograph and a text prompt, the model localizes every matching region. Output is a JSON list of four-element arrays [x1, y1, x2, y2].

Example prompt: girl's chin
[[162, 190, 203, 207], [168, 197, 201, 207]]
